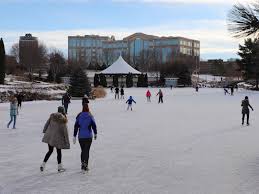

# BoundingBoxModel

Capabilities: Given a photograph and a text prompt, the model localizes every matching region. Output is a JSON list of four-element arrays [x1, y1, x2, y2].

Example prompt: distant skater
[[195, 86, 199, 92], [40, 106, 70, 172], [241, 96, 254, 126], [115, 87, 120, 99], [73, 104, 97, 172], [146, 90, 151, 102], [110, 86, 114, 93], [157, 89, 163, 103], [62, 92, 71, 114], [224, 88, 230, 95], [7, 96, 18, 129], [120, 87, 125, 99], [16, 93, 24, 109], [126, 96, 136, 111]]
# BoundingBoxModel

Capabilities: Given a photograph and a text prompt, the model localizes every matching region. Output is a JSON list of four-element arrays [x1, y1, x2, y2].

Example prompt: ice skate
[[58, 163, 66, 172], [40, 162, 46, 172]]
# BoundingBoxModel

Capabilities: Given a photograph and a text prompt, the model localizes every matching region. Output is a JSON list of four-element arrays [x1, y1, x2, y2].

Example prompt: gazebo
[[99, 56, 141, 87]]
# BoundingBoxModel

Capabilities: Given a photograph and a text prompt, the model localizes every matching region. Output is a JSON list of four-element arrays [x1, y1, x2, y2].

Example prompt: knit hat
[[58, 106, 65, 114]]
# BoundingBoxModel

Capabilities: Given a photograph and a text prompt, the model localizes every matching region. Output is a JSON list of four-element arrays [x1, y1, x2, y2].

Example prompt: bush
[[91, 87, 107, 99]]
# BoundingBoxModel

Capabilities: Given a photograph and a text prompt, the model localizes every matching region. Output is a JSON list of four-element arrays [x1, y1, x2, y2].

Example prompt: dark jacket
[[241, 99, 253, 114], [115, 88, 119, 94], [62, 94, 71, 105], [126, 96, 136, 105], [120, 88, 124, 95]]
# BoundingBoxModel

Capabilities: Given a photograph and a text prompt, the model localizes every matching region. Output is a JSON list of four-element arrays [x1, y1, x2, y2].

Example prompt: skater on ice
[[224, 88, 230, 95], [62, 92, 71, 114], [115, 87, 120, 99], [40, 106, 70, 172], [195, 85, 199, 92], [146, 89, 151, 102], [157, 89, 163, 103], [241, 96, 254, 126], [73, 103, 97, 172], [16, 92, 24, 109], [7, 95, 18, 129], [120, 86, 125, 99], [126, 96, 136, 111]]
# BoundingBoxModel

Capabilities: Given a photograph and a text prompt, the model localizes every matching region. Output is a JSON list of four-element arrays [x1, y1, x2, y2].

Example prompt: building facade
[[68, 33, 200, 71], [19, 34, 39, 72]]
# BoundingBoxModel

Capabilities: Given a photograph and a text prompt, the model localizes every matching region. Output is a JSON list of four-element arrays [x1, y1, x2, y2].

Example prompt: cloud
[[1, 19, 243, 60]]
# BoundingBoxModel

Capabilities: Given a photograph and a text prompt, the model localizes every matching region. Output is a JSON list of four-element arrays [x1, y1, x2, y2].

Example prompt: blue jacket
[[74, 112, 97, 139], [126, 96, 136, 105]]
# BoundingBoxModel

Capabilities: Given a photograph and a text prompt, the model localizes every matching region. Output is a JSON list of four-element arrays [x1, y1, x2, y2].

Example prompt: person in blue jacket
[[7, 96, 18, 129], [126, 96, 136, 111], [73, 104, 97, 172]]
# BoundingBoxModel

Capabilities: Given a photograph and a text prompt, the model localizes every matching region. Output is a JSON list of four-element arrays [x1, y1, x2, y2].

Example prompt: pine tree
[[0, 38, 6, 84], [126, 73, 133, 88], [47, 69, 54, 82], [99, 74, 107, 87], [69, 67, 91, 97], [137, 74, 145, 87], [113, 75, 119, 87], [94, 74, 100, 87]]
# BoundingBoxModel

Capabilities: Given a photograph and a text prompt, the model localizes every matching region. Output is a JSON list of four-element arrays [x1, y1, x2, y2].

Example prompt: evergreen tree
[[99, 74, 107, 87], [94, 74, 100, 87], [69, 67, 91, 97], [113, 75, 119, 87], [137, 74, 145, 87], [237, 38, 259, 89], [126, 73, 134, 88], [47, 69, 54, 82], [0, 38, 6, 84]]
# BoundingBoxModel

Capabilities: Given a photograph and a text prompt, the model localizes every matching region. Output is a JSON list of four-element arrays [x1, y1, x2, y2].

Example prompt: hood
[[50, 113, 67, 123]]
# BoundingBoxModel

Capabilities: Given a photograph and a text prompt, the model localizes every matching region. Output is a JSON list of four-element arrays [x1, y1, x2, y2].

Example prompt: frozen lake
[[0, 88, 259, 194]]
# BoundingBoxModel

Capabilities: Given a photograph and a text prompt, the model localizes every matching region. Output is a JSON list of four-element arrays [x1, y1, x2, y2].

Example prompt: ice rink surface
[[0, 88, 259, 194]]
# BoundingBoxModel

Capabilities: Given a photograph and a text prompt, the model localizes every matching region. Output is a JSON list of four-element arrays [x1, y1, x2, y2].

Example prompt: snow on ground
[[1, 88, 259, 194]]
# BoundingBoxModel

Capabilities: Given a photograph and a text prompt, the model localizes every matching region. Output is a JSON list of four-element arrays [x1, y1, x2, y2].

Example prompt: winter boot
[[58, 163, 66, 172], [40, 162, 46, 172]]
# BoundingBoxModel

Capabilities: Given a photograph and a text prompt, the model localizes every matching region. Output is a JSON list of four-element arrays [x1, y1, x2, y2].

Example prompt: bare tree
[[228, 2, 259, 37], [48, 49, 66, 82]]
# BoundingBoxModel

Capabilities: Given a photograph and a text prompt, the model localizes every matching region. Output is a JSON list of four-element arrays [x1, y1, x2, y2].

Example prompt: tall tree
[[48, 49, 66, 82], [126, 73, 134, 88], [0, 38, 6, 84], [94, 73, 100, 87], [228, 2, 259, 37], [238, 38, 259, 89], [99, 74, 107, 87], [69, 67, 91, 97]]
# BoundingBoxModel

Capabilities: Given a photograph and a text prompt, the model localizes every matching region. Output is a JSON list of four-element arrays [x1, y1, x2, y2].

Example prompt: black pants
[[18, 101, 22, 108], [64, 103, 69, 114], [242, 113, 250, 124], [79, 138, 92, 166], [43, 144, 62, 164], [158, 96, 163, 103]]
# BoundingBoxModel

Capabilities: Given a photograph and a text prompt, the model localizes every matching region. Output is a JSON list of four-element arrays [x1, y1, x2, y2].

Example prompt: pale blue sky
[[0, 0, 251, 60]]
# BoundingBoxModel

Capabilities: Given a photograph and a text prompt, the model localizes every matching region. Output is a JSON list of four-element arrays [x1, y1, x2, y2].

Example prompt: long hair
[[82, 104, 90, 112]]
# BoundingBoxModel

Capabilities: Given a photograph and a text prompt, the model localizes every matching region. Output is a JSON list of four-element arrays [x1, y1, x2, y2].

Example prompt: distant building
[[19, 34, 38, 72], [68, 33, 200, 71]]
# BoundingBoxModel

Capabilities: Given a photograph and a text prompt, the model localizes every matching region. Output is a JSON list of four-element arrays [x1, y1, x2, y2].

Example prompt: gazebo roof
[[100, 56, 141, 75]]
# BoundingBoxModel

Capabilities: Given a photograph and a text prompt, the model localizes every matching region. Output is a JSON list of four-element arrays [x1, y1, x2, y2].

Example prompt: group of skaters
[[111, 86, 125, 99], [3, 87, 255, 174], [40, 94, 97, 173]]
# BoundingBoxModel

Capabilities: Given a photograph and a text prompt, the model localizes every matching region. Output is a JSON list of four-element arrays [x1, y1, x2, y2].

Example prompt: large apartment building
[[19, 33, 39, 71], [68, 33, 200, 70]]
